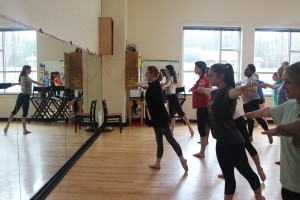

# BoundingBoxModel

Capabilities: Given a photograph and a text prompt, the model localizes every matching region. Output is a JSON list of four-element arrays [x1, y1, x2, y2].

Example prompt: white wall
[[0, 0, 101, 53], [1, 0, 299, 122], [124, 0, 300, 120]]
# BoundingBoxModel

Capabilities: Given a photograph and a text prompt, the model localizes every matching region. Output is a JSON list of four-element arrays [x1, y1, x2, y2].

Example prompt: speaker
[[99, 17, 113, 55]]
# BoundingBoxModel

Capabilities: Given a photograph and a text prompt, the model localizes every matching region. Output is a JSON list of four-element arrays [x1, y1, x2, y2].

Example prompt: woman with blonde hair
[[137, 66, 188, 172]]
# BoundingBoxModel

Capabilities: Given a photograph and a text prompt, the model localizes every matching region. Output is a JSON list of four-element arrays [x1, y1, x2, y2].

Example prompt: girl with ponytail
[[189, 61, 210, 158], [4, 65, 45, 135], [162, 65, 194, 136], [138, 66, 188, 172], [198, 63, 265, 200]]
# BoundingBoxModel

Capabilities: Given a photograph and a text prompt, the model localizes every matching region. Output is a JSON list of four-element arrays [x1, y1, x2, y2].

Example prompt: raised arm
[[243, 107, 272, 119]]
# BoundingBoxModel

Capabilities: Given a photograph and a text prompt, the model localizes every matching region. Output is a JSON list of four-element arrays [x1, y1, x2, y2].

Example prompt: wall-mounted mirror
[[0, 16, 102, 199]]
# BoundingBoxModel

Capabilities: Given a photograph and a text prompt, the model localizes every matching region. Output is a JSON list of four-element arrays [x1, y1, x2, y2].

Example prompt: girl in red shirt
[[189, 61, 211, 158]]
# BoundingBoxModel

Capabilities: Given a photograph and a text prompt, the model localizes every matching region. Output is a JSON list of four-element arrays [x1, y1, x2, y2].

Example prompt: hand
[[244, 112, 255, 119], [236, 84, 255, 94], [195, 87, 204, 94], [258, 83, 267, 88], [262, 128, 278, 136]]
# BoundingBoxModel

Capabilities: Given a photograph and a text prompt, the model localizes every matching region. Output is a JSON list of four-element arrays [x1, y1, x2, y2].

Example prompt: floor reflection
[[0, 121, 93, 200]]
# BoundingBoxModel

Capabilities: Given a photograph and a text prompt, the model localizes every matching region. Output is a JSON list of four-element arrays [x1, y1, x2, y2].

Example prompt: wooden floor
[[0, 121, 92, 200], [48, 123, 282, 200]]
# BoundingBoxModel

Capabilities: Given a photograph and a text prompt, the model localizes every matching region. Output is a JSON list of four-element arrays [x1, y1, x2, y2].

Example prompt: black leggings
[[197, 107, 210, 137], [234, 116, 257, 156], [11, 93, 30, 117], [153, 127, 183, 158], [216, 141, 260, 195], [243, 99, 268, 137], [282, 187, 300, 200], [167, 94, 185, 118]]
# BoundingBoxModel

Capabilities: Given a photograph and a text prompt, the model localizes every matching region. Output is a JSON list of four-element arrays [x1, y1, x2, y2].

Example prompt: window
[[183, 27, 241, 93], [254, 28, 300, 94], [0, 29, 37, 93]]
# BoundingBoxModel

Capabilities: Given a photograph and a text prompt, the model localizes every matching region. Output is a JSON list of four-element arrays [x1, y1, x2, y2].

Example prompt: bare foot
[[23, 130, 31, 135], [268, 135, 273, 144], [217, 174, 224, 179], [274, 161, 280, 165], [257, 168, 266, 182], [180, 159, 188, 173], [4, 126, 8, 135], [148, 164, 160, 170], [193, 152, 205, 158]]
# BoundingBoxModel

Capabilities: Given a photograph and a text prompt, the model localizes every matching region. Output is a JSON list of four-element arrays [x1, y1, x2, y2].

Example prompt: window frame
[[0, 28, 37, 94], [182, 26, 241, 93], [254, 28, 300, 95]]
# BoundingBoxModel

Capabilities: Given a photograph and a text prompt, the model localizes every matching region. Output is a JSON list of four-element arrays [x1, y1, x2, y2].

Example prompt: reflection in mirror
[[0, 16, 102, 199]]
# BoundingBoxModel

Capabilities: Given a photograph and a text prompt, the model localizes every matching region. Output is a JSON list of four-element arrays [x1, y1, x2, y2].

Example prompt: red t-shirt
[[190, 76, 210, 109]]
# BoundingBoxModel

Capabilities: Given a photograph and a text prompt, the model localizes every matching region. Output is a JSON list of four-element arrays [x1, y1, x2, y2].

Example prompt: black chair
[[75, 100, 97, 132], [102, 100, 122, 133], [175, 86, 186, 124]]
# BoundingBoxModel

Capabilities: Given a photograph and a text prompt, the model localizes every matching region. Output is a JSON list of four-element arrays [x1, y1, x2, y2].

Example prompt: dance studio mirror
[[0, 17, 101, 199]]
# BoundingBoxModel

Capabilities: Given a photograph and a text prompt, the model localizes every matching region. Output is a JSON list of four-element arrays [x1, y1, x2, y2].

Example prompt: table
[[128, 100, 144, 125]]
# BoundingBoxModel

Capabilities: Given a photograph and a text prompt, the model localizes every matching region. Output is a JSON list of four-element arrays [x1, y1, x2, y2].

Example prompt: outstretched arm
[[259, 83, 279, 90], [263, 118, 300, 136], [32, 80, 45, 87], [136, 83, 149, 89], [244, 107, 272, 119], [228, 84, 255, 99], [196, 87, 212, 96], [262, 118, 300, 147]]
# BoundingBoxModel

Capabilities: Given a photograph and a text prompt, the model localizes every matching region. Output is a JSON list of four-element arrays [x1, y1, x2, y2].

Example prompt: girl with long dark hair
[[189, 61, 210, 158], [163, 65, 194, 137], [4, 65, 44, 135], [199, 63, 264, 200]]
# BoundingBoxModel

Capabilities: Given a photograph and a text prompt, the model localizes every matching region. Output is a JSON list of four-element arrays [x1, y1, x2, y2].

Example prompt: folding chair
[[29, 87, 52, 123], [175, 86, 186, 125]]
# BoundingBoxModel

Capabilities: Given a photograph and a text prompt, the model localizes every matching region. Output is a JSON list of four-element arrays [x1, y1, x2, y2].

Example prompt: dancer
[[189, 61, 210, 158], [197, 83, 267, 182], [236, 64, 271, 143], [203, 63, 265, 200], [259, 62, 289, 165], [137, 66, 188, 172], [218, 109, 266, 182], [244, 61, 300, 200], [162, 65, 194, 136], [4, 65, 44, 135], [253, 73, 267, 126]]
